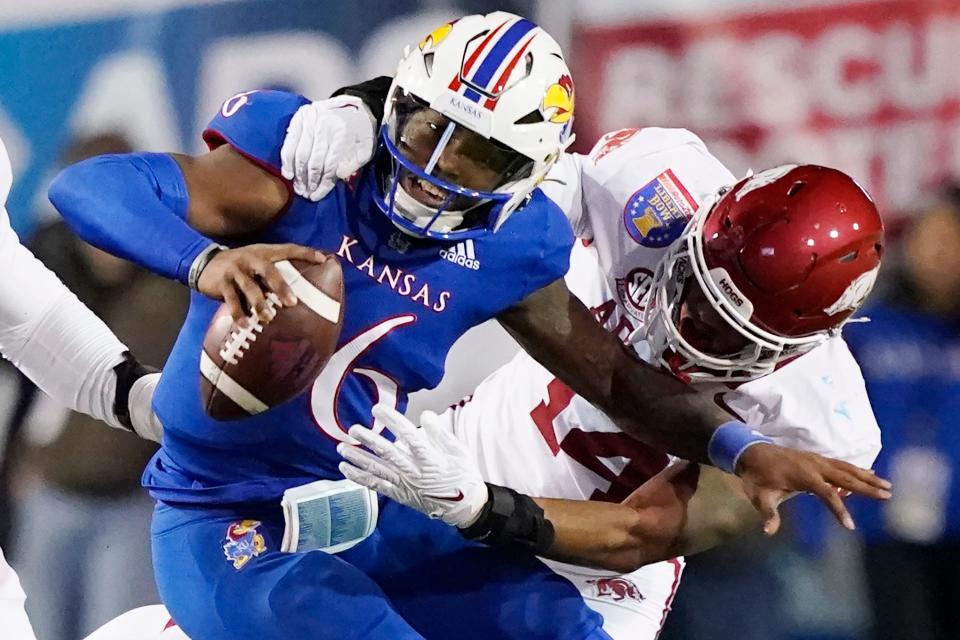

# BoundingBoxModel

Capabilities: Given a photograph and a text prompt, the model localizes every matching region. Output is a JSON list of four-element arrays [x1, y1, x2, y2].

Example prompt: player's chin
[[678, 318, 745, 358]]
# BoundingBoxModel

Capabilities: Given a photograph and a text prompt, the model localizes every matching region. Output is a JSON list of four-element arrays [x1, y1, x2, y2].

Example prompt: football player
[[0, 135, 163, 639], [286, 93, 885, 638], [49, 12, 888, 640]]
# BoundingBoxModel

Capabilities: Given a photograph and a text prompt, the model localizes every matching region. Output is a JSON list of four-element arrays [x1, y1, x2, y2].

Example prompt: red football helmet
[[642, 164, 884, 382]]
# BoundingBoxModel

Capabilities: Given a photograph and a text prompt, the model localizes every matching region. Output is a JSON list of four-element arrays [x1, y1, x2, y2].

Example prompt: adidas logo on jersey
[[439, 240, 481, 270]]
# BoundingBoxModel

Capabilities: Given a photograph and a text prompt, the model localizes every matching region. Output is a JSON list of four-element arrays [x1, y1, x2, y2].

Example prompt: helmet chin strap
[[391, 183, 465, 234]]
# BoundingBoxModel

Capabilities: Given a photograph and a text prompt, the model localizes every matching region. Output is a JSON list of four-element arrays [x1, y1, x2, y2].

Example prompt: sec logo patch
[[616, 267, 654, 319], [623, 169, 697, 248]]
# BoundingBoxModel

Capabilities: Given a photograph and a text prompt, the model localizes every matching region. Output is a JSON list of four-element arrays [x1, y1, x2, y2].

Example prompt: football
[[200, 258, 344, 421]]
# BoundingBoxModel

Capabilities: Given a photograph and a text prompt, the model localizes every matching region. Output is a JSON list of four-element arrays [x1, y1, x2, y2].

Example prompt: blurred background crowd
[[1, 0, 958, 639]]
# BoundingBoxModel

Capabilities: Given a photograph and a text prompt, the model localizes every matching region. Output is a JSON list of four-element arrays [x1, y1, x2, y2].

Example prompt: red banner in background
[[570, 0, 960, 214]]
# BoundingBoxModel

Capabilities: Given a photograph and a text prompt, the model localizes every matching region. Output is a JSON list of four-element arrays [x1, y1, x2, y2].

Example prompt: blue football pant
[[152, 499, 612, 640]]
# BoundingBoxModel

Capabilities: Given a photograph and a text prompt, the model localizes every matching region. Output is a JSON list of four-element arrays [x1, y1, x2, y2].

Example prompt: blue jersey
[[145, 90, 573, 505], [844, 301, 960, 543]]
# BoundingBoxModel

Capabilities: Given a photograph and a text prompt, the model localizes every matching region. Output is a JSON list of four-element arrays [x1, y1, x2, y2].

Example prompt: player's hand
[[196, 243, 327, 323], [280, 96, 377, 201], [337, 404, 489, 528], [736, 443, 892, 535]]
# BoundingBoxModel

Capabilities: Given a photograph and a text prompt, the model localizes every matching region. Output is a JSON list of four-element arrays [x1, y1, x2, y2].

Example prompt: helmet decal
[[542, 74, 574, 124], [824, 265, 879, 315], [734, 164, 798, 202], [708, 267, 754, 319], [419, 21, 456, 52]]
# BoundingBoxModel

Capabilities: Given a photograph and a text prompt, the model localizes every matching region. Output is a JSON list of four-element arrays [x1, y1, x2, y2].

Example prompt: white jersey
[[443, 128, 881, 640], [0, 136, 154, 640], [0, 137, 132, 431]]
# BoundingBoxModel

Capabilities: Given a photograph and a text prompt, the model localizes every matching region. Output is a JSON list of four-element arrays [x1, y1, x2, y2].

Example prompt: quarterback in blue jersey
[[49, 12, 890, 640]]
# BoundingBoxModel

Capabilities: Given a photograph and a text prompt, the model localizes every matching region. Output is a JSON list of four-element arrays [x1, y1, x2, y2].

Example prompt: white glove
[[337, 403, 489, 529], [280, 95, 377, 201]]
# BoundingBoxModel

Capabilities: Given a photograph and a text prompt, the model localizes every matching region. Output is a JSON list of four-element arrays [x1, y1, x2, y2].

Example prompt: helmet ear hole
[[722, 216, 732, 229], [423, 52, 435, 76], [515, 109, 545, 125]]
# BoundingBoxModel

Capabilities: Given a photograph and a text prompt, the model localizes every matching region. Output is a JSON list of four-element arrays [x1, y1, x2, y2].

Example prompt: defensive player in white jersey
[[329, 126, 885, 639], [0, 136, 165, 639]]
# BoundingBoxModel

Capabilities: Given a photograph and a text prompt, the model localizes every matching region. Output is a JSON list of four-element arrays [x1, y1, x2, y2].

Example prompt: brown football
[[200, 257, 344, 421]]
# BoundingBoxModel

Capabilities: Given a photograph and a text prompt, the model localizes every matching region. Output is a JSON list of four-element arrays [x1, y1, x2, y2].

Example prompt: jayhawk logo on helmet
[[419, 20, 457, 52], [541, 74, 574, 124], [222, 519, 267, 570]]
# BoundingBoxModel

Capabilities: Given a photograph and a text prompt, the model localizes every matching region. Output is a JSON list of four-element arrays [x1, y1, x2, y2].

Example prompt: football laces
[[219, 293, 281, 365]]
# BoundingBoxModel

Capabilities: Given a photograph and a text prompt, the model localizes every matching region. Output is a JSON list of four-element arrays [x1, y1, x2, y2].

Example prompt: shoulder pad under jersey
[[578, 127, 736, 256], [202, 90, 309, 176], [725, 337, 882, 469]]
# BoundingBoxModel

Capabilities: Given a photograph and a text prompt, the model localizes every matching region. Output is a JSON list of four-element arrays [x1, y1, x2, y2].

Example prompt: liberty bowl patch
[[623, 169, 697, 248]]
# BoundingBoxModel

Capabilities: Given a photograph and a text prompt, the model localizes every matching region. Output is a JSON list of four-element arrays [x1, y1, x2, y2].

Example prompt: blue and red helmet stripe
[[462, 18, 537, 102], [448, 19, 508, 93]]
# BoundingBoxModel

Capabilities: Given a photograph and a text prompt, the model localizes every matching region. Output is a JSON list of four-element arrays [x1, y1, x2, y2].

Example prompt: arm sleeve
[[49, 152, 209, 284], [0, 215, 128, 429], [50, 90, 308, 284]]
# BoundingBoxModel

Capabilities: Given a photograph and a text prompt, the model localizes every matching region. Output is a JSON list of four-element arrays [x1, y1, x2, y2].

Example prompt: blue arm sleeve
[[49, 152, 212, 284]]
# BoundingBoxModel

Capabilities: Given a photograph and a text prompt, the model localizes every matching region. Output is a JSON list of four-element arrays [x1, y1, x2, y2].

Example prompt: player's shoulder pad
[[497, 189, 575, 295], [587, 127, 709, 167], [584, 127, 727, 195], [578, 127, 735, 248], [202, 90, 310, 175], [737, 337, 881, 468]]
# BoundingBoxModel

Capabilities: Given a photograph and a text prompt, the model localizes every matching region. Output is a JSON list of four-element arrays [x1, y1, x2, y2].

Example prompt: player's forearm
[[537, 465, 759, 573], [534, 497, 681, 572], [501, 280, 733, 465], [49, 153, 214, 285], [665, 465, 760, 556], [602, 354, 733, 464], [0, 234, 125, 425], [331, 76, 393, 124], [0, 256, 162, 439], [0, 548, 37, 640]]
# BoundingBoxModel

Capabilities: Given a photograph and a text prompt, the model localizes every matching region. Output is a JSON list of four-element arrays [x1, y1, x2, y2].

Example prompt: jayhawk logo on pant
[[222, 519, 267, 570]]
